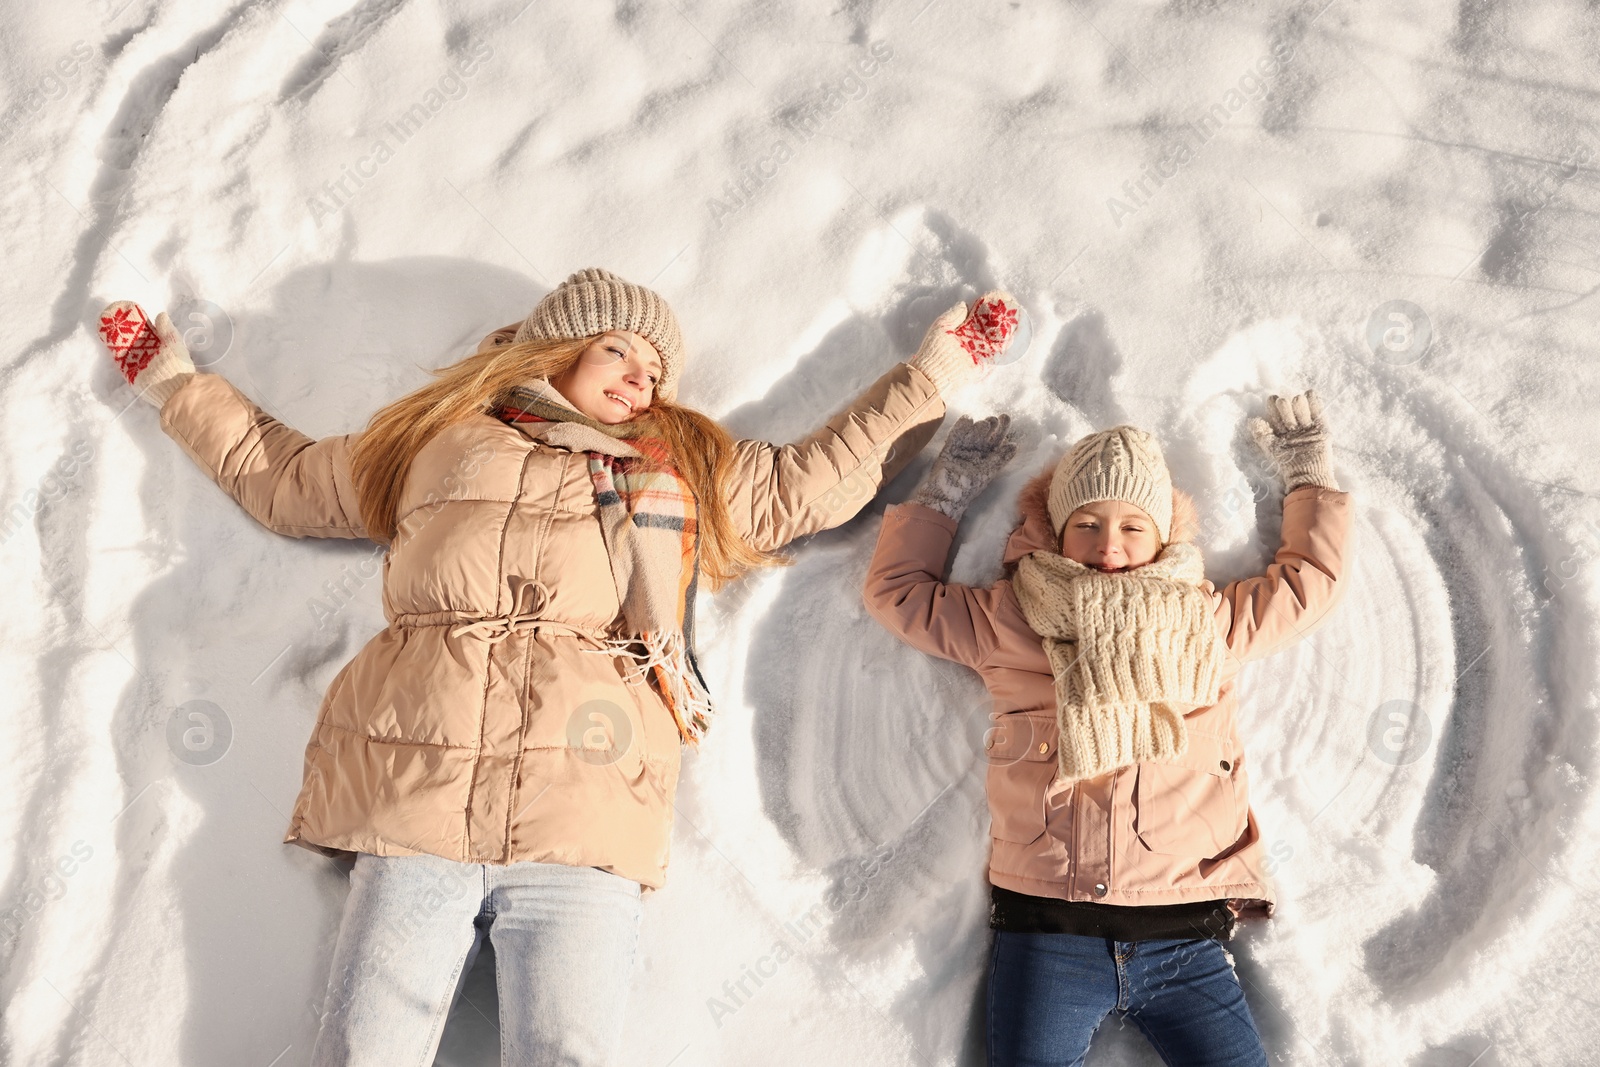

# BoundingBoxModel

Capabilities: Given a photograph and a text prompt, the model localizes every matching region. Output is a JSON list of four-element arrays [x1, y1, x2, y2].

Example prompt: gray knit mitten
[[1248, 389, 1340, 491], [910, 414, 1018, 520], [97, 301, 197, 407], [908, 291, 1023, 396]]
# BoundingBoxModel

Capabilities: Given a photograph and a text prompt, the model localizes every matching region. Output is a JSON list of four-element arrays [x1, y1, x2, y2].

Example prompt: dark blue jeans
[[987, 931, 1269, 1067]]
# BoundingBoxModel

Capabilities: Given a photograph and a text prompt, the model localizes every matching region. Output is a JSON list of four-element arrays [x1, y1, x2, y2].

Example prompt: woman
[[94, 269, 1023, 1065], [862, 398, 1353, 1065]]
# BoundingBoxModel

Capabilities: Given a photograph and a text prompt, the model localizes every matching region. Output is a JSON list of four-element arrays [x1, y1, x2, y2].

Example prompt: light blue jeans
[[309, 851, 642, 1067]]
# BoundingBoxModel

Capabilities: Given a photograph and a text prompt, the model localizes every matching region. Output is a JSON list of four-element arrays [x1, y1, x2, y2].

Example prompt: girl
[[863, 395, 1353, 1065], [94, 269, 1023, 1066]]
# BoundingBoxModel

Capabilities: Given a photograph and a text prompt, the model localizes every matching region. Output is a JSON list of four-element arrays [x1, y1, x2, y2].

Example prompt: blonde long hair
[[349, 334, 786, 588]]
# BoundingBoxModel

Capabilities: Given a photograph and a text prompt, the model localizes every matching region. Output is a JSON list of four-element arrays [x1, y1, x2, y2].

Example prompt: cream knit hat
[[1047, 426, 1174, 543], [514, 268, 686, 401]]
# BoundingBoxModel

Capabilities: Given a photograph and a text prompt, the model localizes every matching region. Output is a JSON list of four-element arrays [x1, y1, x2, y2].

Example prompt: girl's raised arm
[[862, 415, 1019, 670], [1214, 390, 1354, 663]]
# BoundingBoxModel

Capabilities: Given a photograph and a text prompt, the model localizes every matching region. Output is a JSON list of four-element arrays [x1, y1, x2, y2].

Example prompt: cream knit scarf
[[1012, 541, 1226, 783]]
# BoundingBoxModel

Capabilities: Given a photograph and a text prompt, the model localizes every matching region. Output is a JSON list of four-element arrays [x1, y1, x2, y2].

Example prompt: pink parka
[[863, 470, 1354, 916]]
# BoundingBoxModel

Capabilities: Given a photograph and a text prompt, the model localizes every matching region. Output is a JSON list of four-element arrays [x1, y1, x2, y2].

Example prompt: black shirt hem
[[989, 884, 1236, 941]]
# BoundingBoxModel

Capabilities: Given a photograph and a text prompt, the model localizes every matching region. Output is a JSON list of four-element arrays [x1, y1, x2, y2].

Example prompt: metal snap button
[[1220, 760, 1232, 771], [1037, 742, 1048, 754], [1093, 882, 1108, 897]]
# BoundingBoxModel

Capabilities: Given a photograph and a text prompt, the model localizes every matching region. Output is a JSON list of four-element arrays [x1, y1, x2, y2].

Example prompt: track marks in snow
[[276, 0, 413, 103], [10, 1, 257, 382], [1, 8, 261, 1062], [1356, 376, 1600, 1000], [1043, 307, 1127, 424]]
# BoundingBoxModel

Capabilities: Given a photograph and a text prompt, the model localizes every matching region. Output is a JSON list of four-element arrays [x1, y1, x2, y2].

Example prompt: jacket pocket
[[1132, 732, 1243, 857], [983, 713, 1058, 845]]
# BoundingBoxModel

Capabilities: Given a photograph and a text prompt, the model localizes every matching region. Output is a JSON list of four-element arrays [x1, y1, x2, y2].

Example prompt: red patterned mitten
[[908, 290, 1023, 395], [98, 302, 196, 407]]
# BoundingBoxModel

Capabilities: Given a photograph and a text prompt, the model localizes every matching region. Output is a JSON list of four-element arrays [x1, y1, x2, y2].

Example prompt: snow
[[3, 1, 1599, 1064]]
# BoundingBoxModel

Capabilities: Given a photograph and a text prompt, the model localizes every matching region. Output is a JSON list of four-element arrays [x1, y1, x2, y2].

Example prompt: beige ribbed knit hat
[[514, 268, 686, 401], [1047, 426, 1174, 543]]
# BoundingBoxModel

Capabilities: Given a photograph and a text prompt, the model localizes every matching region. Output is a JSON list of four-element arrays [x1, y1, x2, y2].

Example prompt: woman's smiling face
[[548, 330, 663, 424], [1059, 499, 1162, 572]]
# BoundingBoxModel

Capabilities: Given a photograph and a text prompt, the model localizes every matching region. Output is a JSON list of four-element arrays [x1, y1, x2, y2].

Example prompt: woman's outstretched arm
[[97, 299, 370, 541], [722, 360, 945, 552], [158, 374, 369, 540], [723, 293, 1021, 553]]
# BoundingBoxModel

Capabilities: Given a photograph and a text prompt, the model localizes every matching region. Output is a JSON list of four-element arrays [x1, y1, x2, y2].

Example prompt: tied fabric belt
[[394, 576, 614, 648]]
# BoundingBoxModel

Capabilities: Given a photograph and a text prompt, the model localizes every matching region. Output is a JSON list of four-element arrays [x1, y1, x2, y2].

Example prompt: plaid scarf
[[491, 382, 713, 744]]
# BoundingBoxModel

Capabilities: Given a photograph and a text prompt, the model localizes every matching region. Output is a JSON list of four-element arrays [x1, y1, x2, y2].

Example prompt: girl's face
[[548, 330, 663, 424], [1059, 500, 1162, 572]]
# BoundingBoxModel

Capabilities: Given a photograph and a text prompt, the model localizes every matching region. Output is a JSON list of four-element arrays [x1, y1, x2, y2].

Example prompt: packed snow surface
[[3, 1, 1599, 1064]]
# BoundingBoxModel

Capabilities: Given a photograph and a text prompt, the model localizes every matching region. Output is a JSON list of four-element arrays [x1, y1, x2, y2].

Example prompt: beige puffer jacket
[[864, 470, 1353, 916], [158, 325, 944, 888]]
